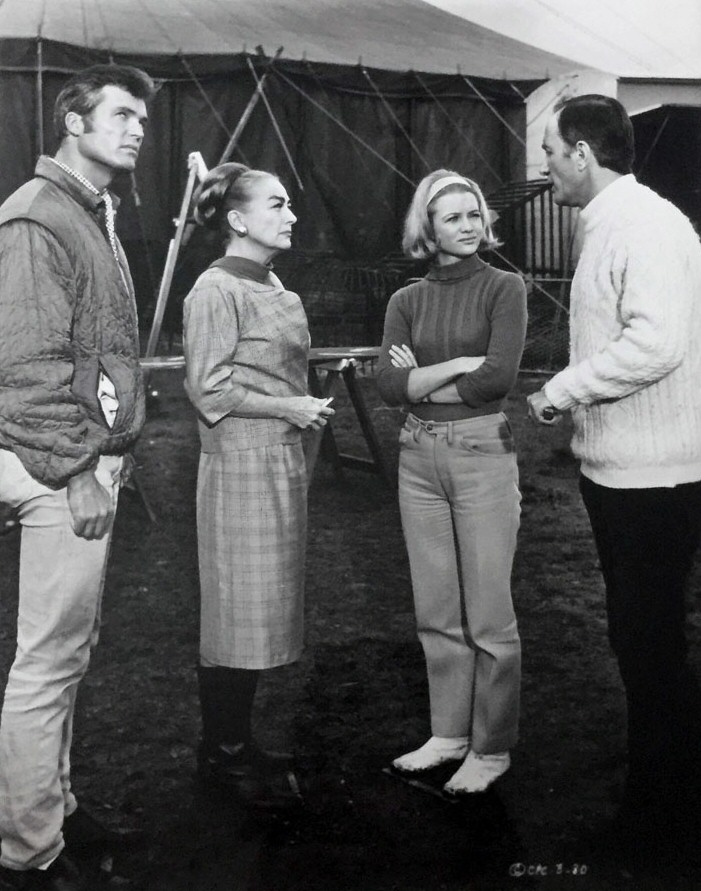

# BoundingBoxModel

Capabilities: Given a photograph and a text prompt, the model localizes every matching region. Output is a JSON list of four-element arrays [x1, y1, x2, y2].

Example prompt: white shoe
[[443, 750, 510, 795], [392, 736, 469, 774]]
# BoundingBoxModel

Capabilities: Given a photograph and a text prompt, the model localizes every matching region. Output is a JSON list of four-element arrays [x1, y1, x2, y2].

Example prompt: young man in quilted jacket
[[0, 64, 155, 891]]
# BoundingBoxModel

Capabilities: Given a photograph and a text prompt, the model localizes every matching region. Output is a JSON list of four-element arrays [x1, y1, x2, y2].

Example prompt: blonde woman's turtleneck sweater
[[544, 175, 701, 489], [376, 253, 527, 422]]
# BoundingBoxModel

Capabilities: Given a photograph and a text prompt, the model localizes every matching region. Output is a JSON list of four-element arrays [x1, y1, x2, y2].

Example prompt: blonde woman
[[377, 170, 527, 795]]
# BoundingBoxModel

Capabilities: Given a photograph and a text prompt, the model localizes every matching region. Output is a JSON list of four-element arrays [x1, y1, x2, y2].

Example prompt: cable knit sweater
[[544, 175, 701, 488]]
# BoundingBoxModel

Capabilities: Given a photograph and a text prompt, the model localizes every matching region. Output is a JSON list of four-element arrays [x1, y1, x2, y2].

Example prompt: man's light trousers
[[0, 451, 121, 870]]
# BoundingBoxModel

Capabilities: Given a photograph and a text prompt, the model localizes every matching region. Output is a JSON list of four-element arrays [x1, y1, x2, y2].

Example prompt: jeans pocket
[[458, 420, 515, 457], [398, 426, 417, 447]]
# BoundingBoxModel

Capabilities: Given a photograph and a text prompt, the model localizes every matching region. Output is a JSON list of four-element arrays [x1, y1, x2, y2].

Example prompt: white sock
[[443, 750, 510, 794], [392, 736, 469, 773]]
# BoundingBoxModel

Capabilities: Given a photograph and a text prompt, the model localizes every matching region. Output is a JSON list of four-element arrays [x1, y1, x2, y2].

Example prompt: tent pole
[[143, 49, 285, 359], [217, 47, 283, 165], [36, 38, 45, 159], [636, 112, 670, 176], [245, 56, 304, 190], [178, 47, 283, 247], [144, 162, 199, 358]]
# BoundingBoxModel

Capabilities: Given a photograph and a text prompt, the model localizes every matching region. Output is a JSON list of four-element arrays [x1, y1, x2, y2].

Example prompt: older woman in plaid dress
[[183, 161, 333, 808]]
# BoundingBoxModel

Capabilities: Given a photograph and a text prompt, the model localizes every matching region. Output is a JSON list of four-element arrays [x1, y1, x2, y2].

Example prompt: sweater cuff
[[543, 374, 578, 411]]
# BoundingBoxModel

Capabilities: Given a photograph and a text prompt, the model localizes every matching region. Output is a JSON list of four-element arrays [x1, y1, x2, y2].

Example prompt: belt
[[404, 412, 504, 446]]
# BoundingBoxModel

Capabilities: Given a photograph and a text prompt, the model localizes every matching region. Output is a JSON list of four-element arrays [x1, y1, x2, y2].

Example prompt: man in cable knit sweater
[[528, 95, 701, 851]]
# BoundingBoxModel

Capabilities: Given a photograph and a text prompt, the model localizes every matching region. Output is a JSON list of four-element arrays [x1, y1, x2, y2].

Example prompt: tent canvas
[[0, 0, 579, 77], [0, 0, 585, 335], [426, 0, 701, 79]]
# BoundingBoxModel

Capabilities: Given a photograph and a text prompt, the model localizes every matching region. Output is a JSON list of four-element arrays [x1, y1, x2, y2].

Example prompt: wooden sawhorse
[[306, 347, 392, 488]]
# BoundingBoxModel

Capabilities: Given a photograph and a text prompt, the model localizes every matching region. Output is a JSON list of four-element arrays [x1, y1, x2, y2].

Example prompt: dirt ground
[[1, 368, 700, 891]]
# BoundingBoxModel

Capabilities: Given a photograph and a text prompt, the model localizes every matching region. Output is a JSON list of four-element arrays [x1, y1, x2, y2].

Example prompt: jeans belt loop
[[446, 421, 453, 445], [412, 424, 420, 443]]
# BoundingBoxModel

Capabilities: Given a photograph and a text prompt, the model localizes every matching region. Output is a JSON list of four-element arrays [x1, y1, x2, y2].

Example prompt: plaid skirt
[[196, 439, 307, 669]]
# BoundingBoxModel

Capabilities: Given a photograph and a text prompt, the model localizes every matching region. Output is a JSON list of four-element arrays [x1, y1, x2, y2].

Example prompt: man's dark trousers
[[579, 474, 701, 807]]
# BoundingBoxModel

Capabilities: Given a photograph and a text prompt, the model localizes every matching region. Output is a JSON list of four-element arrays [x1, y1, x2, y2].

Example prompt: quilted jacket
[[0, 156, 145, 489]]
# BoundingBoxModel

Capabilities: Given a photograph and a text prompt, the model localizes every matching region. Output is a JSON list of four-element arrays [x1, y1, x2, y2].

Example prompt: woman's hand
[[281, 396, 335, 430], [455, 355, 486, 374], [389, 344, 418, 368], [396, 349, 485, 403]]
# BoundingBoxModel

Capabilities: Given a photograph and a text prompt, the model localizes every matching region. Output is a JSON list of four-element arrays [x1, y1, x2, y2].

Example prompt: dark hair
[[193, 162, 279, 242], [554, 94, 634, 175], [54, 64, 156, 140]]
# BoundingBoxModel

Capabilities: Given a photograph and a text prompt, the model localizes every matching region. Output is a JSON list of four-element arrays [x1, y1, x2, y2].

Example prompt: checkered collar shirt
[[46, 157, 124, 271]]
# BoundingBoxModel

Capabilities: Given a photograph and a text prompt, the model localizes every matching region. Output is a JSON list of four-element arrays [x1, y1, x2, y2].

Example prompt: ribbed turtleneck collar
[[580, 174, 637, 232], [426, 252, 487, 283], [209, 255, 273, 284]]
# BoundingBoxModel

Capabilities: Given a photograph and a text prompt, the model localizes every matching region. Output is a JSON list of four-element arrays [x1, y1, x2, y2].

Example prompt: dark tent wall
[[633, 105, 701, 230], [0, 40, 533, 318]]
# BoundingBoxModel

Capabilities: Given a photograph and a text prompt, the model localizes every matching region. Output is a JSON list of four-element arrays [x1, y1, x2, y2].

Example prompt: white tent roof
[[427, 0, 701, 78], [0, 0, 583, 80]]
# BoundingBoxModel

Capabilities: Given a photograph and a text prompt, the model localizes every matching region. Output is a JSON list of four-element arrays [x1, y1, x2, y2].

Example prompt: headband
[[426, 175, 472, 208]]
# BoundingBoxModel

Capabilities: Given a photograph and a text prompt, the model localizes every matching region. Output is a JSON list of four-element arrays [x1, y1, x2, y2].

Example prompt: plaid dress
[[183, 257, 310, 668]]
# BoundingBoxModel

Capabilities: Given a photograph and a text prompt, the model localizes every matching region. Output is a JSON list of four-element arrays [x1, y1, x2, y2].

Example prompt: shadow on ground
[[1, 370, 700, 890]]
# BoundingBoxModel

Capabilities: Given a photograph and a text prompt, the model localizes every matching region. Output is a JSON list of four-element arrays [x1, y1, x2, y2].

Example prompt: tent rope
[[361, 67, 431, 172], [215, 48, 283, 165], [178, 55, 250, 164], [275, 65, 565, 312], [129, 0, 184, 57], [460, 74, 527, 149], [302, 60, 397, 216], [271, 67, 416, 187], [636, 112, 670, 175], [245, 56, 304, 191], [412, 71, 506, 185], [492, 246, 569, 313], [78, 0, 89, 49], [530, 0, 658, 74]]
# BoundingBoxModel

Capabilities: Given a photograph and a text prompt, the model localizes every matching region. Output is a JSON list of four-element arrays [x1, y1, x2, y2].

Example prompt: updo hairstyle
[[402, 168, 500, 260], [193, 162, 278, 243]]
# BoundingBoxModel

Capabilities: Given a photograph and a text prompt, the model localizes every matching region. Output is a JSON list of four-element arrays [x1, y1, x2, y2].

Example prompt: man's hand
[[66, 468, 114, 540], [527, 390, 562, 425]]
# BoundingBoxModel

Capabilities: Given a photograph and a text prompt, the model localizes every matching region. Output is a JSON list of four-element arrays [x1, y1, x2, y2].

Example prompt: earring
[[235, 226, 248, 238]]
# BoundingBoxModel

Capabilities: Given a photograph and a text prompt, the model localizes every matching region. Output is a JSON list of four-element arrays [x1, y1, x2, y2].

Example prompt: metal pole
[[245, 56, 304, 190], [177, 47, 284, 253], [217, 46, 283, 165], [36, 38, 44, 159], [144, 163, 199, 358]]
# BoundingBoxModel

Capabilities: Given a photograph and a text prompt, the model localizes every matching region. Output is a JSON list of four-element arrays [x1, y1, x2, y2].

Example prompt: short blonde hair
[[401, 169, 500, 260]]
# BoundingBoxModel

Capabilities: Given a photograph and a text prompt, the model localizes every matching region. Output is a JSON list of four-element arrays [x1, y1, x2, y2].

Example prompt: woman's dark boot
[[196, 666, 302, 809]]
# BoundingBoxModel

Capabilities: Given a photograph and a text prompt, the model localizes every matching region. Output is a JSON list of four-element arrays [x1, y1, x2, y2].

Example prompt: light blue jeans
[[0, 451, 121, 870], [398, 412, 521, 753]]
